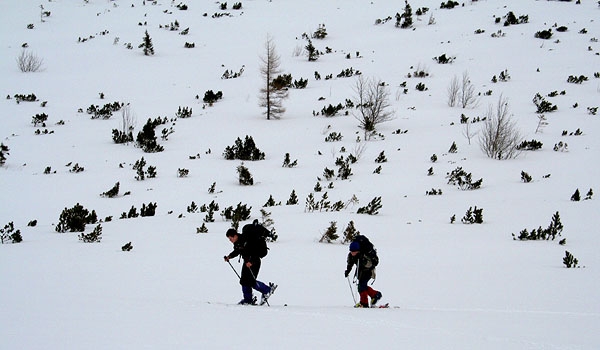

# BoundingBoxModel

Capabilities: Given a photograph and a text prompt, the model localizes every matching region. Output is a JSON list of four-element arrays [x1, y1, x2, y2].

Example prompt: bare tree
[[353, 76, 395, 139], [121, 103, 136, 142], [447, 75, 460, 107], [259, 34, 288, 120], [479, 95, 523, 159], [16, 49, 43, 72], [462, 120, 477, 145], [460, 71, 478, 108]]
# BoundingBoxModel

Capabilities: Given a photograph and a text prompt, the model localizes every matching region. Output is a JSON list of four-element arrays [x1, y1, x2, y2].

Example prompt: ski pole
[[347, 275, 357, 305], [226, 259, 241, 279]]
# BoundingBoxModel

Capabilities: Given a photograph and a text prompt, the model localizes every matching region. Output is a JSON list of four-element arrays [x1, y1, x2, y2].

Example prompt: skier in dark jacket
[[344, 238, 382, 307], [224, 228, 276, 305]]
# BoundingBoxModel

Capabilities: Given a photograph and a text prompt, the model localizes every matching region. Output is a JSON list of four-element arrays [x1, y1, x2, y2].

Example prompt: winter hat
[[349, 241, 360, 252]]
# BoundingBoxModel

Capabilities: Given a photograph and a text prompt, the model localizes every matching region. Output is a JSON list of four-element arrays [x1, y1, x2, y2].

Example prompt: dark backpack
[[353, 235, 379, 266], [242, 220, 271, 258]]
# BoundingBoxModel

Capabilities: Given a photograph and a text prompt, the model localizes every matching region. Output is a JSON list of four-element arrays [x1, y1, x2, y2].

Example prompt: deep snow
[[1, 0, 599, 349]]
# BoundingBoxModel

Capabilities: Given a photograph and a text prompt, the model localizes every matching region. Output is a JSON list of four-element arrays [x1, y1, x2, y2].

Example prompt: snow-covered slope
[[1, 0, 599, 348]]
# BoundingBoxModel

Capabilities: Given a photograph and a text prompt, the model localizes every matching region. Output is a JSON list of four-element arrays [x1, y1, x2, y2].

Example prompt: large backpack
[[353, 235, 379, 267], [242, 219, 271, 258]]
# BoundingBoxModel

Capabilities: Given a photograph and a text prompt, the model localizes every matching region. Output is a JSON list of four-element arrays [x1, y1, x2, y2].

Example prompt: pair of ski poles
[[226, 259, 270, 306], [229, 259, 357, 306]]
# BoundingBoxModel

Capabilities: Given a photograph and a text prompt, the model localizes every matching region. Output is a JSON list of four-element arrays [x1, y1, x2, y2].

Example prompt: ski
[[354, 302, 389, 308]]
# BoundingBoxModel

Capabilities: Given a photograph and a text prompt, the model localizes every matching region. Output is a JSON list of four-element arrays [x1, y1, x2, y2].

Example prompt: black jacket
[[227, 234, 263, 263], [346, 251, 376, 280]]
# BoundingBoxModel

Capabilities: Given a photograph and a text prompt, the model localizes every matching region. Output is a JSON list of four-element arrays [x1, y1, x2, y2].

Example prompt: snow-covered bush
[[446, 167, 482, 190]]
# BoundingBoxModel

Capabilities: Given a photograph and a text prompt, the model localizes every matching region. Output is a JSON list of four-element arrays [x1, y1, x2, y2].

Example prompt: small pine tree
[[139, 30, 155, 55], [196, 224, 208, 234], [56, 203, 97, 233], [563, 250, 579, 268], [305, 39, 319, 61], [570, 189, 581, 201], [547, 211, 563, 240], [286, 189, 298, 205], [0, 222, 23, 244], [374, 151, 387, 163], [319, 221, 339, 243], [237, 164, 254, 185], [101, 182, 120, 198], [357, 197, 382, 215], [305, 193, 317, 212], [79, 224, 103, 243], [314, 182, 322, 192], [264, 195, 277, 207], [342, 220, 359, 244], [448, 141, 458, 153], [208, 182, 217, 194], [140, 202, 157, 217], [260, 209, 278, 242], [187, 201, 199, 213], [585, 188, 593, 200], [396, 0, 413, 28], [461, 206, 483, 224], [136, 119, 163, 153], [0, 143, 9, 165], [282, 153, 298, 167]]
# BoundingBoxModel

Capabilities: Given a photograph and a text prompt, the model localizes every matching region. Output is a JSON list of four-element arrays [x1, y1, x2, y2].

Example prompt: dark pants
[[357, 269, 379, 306], [240, 259, 270, 301]]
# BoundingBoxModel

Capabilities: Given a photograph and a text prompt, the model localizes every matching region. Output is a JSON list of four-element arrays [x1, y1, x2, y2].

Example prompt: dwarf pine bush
[[79, 224, 102, 243], [357, 197, 382, 215], [0, 222, 23, 244], [446, 167, 482, 190], [56, 203, 98, 233], [512, 211, 563, 241], [342, 220, 360, 244], [563, 251, 579, 268], [101, 182, 120, 198], [319, 221, 339, 243], [224, 136, 265, 161], [237, 164, 254, 185], [0, 143, 9, 165]]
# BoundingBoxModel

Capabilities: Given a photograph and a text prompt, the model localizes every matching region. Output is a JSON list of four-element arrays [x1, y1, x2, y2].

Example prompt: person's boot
[[370, 291, 382, 306]]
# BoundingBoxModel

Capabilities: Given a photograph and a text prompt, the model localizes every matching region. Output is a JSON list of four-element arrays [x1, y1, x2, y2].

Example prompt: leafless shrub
[[462, 121, 478, 145], [351, 142, 367, 161], [447, 75, 460, 107], [479, 95, 523, 159], [460, 71, 478, 108], [17, 49, 43, 72], [353, 76, 395, 139]]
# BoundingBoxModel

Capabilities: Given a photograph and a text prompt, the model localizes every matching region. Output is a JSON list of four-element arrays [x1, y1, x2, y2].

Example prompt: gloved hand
[[224, 256, 230, 262], [344, 269, 350, 278]]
